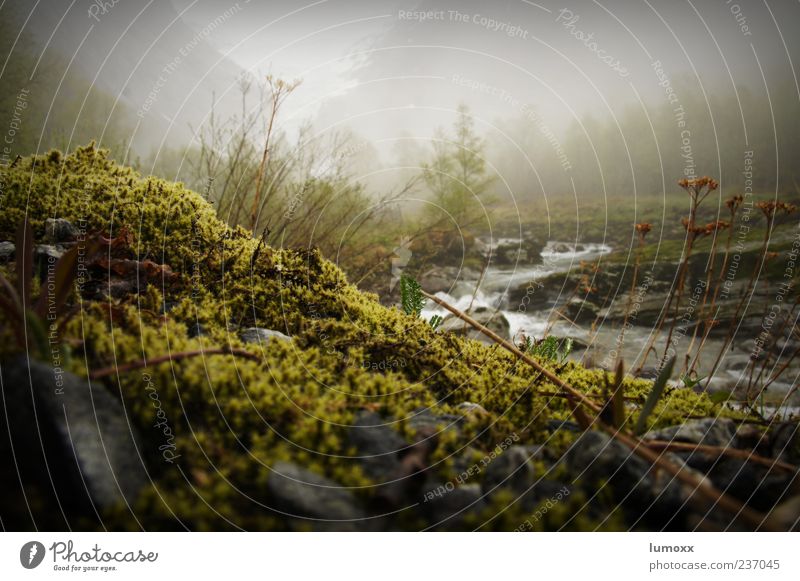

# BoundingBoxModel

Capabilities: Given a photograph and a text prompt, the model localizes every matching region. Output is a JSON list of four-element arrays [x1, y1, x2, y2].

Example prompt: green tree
[[422, 104, 494, 229]]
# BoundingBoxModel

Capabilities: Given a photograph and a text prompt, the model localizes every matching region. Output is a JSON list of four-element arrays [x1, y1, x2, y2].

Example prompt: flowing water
[[419, 239, 799, 414]]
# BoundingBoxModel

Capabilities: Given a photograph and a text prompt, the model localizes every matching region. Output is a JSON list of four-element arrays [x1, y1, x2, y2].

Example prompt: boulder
[[481, 445, 538, 496], [240, 327, 292, 344], [0, 240, 14, 263], [44, 218, 79, 244], [643, 418, 737, 448], [346, 411, 408, 480], [440, 307, 511, 342], [266, 461, 366, 528], [0, 357, 147, 524]]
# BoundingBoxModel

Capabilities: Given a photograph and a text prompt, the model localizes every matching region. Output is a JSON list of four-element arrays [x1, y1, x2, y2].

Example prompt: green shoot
[[634, 355, 676, 435]]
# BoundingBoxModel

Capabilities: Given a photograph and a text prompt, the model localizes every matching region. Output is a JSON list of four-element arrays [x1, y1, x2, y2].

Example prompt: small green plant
[[429, 314, 444, 330], [523, 335, 573, 364], [400, 273, 425, 317], [679, 373, 706, 389], [634, 355, 676, 435]]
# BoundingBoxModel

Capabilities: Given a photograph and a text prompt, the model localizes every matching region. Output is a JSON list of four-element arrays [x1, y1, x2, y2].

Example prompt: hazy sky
[[7, 0, 800, 155]]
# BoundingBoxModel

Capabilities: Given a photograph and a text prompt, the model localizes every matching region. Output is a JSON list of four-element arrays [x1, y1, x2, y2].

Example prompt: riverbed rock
[[770, 495, 800, 531], [769, 422, 800, 464], [406, 407, 461, 437], [440, 306, 511, 342], [44, 218, 79, 243], [562, 430, 695, 527], [266, 461, 366, 527], [417, 266, 479, 295], [423, 482, 484, 528], [563, 297, 600, 323], [0, 241, 14, 263], [33, 244, 65, 278], [346, 411, 408, 480], [0, 356, 146, 524], [481, 445, 538, 496], [644, 418, 737, 448], [240, 327, 292, 344]]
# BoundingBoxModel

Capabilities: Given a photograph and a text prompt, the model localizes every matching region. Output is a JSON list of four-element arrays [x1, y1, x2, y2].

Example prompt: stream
[[420, 239, 800, 414]]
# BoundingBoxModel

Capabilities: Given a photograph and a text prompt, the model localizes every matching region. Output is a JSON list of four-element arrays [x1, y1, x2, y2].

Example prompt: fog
[[2, 0, 799, 201]]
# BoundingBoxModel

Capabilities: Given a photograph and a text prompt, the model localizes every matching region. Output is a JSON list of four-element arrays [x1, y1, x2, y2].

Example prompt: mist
[[2, 0, 798, 201]]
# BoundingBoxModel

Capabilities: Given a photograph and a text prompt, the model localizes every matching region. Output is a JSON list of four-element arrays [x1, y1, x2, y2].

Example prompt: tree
[[422, 104, 494, 230]]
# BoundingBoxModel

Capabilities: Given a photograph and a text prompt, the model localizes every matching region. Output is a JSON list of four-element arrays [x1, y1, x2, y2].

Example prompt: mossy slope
[[0, 146, 723, 530]]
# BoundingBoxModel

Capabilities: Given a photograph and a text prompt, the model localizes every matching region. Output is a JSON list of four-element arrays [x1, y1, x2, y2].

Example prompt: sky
[[6, 0, 800, 161]]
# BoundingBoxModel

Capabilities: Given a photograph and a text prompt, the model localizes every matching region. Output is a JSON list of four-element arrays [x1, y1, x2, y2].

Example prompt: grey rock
[[441, 307, 511, 342], [0, 357, 147, 516], [0, 240, 14, 263], [771, 495, 800, 531], [562, 431, 682, 524], [34, 244, 65, 278], [456, 401, 488, 416], [707, 458, 794, 511], [407, 408, 461, 436], [424, 483, 484, 528], [482, 445, 537, 496], [769, 422, 800, 465], [546, 419, 581, 433], [563, 297, 599, 324], [644, 418, 737, 448], [240, 327, 291, 344], [564, 431, 651, 495], [417, 266, 479, 295], [346, 411, 408, 479], [45, 218, 79, 243], [267, 461, 366, 526]]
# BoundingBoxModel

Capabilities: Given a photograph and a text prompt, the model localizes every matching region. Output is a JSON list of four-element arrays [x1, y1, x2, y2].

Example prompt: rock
[[34, 244, 65, 279], [707, 458, 795, 511], [240, 327, 291, 344], [0, 241, 14, 263], [0, 357, 147, 522], [769, 422, 800, 465], [266, 461, 366, 527], [562, 431, 694, 527], [407, 408, 461, 437], [440, 307, 511, 342], [423, 483, 484, 528], [564, 431, 650, 498], [770, 495, 800, 531], [635, 367, 660, 380], [563, 297, 599, 323], [546, 419, 581, 433], [481, 445, 537, 496], [417, 266, 478, 295], [644, 418, 737, 448], [456, 401, 488, 416], [506, 278, 553, 311], [346, 411, 408, 480], [44, 218, 79, 243]]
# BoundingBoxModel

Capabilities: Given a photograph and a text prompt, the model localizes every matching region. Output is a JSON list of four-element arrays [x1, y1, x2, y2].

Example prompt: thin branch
[[421, 289, 783, 531]]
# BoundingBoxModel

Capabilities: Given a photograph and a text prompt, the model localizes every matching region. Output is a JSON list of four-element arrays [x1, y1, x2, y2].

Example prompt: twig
[[645, 440, 798, 473], [422, 289, 783, 531]]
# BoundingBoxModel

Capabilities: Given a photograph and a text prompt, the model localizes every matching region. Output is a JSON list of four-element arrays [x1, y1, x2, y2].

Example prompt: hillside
[[0, 146, 796, 531]]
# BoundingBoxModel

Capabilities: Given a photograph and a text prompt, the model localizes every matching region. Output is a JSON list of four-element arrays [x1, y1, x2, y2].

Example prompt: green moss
[[0, 145, 733, 531]]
